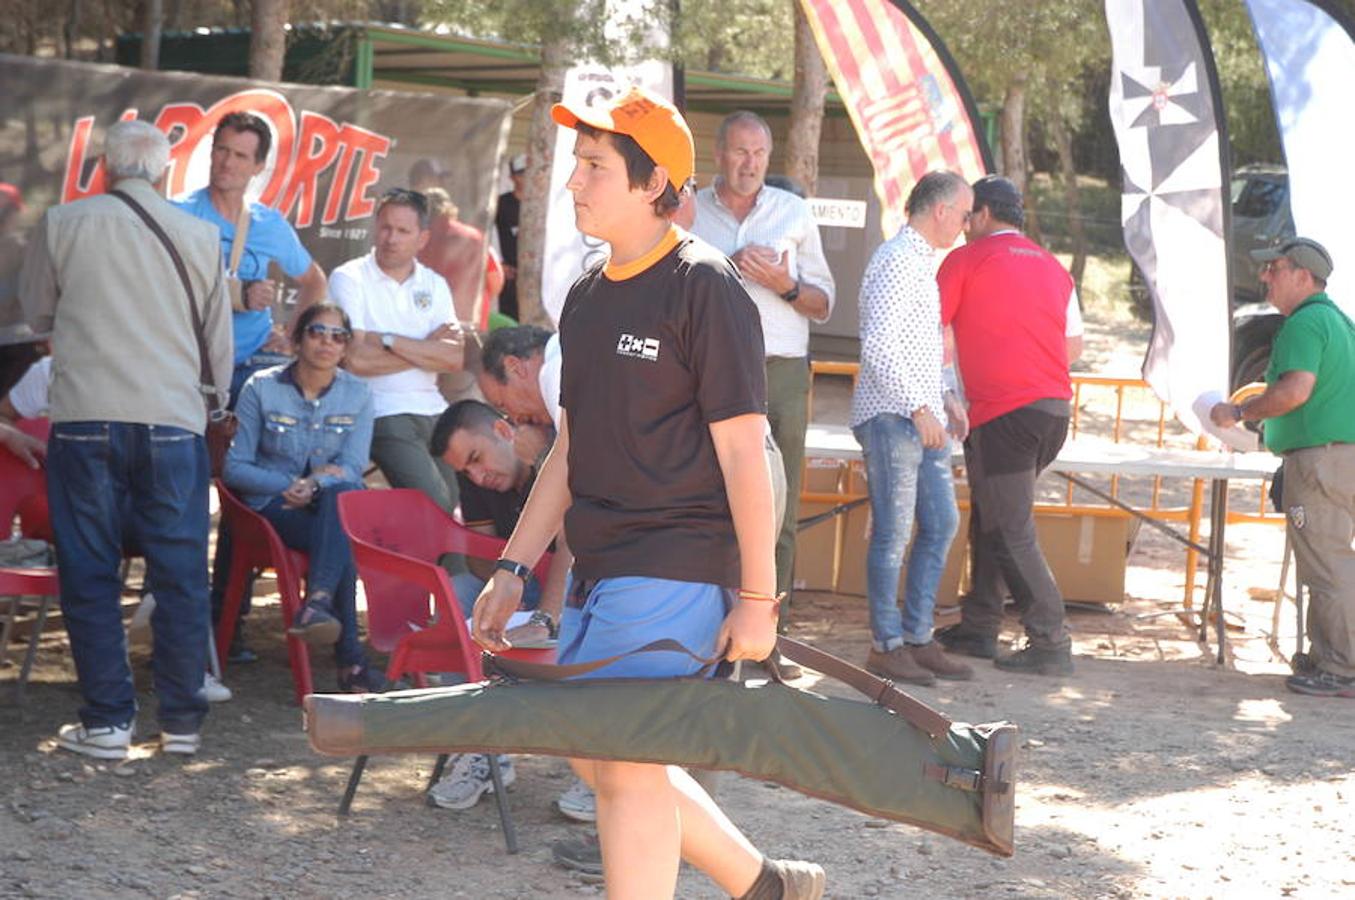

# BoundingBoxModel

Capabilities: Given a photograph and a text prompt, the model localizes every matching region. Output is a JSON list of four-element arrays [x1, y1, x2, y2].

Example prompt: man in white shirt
[[477, 324, 561, 429], [851, 171, 974, 686], [693, 111, 836, 606], [331, 188, 466, 514]]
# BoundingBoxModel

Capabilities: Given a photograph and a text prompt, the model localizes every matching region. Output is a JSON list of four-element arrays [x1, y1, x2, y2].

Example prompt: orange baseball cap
[[551, 85, 694, 193]]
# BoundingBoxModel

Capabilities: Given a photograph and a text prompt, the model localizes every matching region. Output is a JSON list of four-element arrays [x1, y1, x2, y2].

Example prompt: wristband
[[1232, 403, 1246, 422], [738, 589, 786, 605], [780, 282, 800, 303], [493, 558, 533, 583]]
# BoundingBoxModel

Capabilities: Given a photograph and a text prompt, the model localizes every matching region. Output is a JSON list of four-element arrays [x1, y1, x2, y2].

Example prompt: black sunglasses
[[304, 323, 352, 343]]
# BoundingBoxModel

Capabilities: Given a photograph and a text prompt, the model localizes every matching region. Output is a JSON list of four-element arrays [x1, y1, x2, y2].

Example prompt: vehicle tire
[[1232, 342, 1271, 391]]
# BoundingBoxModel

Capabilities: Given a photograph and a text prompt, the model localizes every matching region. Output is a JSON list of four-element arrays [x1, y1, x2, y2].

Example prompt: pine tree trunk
[[64, 0, 83, 59], [516, 36, 569, 328], [140, 0, 162, 70], [999, 73, 1027, 196], [1051, 106, 1088, 292], [249, 0, 288, 82], [786, 1, 827, 197]]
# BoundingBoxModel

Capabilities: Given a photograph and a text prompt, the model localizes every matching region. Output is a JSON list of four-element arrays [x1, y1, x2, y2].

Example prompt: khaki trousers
[[766, 356, 809, 598], [1283, 443, 1355, 678]]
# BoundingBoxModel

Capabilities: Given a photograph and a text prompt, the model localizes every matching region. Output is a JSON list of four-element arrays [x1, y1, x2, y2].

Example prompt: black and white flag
[[1105, 0, 1240, 445], [1245, 0, 1355, 312]]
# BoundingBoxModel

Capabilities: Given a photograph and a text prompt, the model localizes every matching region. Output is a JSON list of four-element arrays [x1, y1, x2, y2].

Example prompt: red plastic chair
[[213, 481, 313, 704], [0, 418, 58, 703], [336, 488, 556, 852], [339, 489, 554, 685]]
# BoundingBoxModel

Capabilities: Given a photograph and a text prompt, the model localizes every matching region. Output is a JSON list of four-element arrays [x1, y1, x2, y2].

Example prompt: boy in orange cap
[[470, 85, 825, 898]]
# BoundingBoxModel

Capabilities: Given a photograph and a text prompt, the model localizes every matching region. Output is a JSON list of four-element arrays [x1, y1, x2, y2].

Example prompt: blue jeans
[[259, 481, 366, 668], [211, 354, 294, 629], [853, 414, 960, 650], [47, 422, 211, 733], [449, 572, 541, 619]]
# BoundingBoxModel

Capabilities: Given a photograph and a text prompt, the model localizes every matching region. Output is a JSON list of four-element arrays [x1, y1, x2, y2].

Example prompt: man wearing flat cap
[[935, 174, 1082, 677], [1210, 237, 1355, 699]]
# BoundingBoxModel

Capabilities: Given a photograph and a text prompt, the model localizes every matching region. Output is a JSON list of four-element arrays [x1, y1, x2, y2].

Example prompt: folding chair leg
[[15, 595, 53, 705], [485, 754, 519, 854], [338, 755, 367, 817], [206, 623, 222, 681], [426, 753, 450, 792], [0, 595, 18, 670]]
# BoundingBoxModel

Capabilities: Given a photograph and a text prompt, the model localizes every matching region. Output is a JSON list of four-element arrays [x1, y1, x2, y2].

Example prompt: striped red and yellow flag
[[800, 0, 990, 236]]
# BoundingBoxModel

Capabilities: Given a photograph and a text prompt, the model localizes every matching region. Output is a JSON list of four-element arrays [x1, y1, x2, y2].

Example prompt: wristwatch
[[527, 609, 559, 639], [780, 281, 801, 303], [1232, 403, 1247, 422], [494, 558, 533, 583], [381, 332, 397, 351]]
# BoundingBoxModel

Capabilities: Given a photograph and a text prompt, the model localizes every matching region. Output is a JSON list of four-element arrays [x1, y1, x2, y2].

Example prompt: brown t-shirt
[[559, 230, 767, 587]]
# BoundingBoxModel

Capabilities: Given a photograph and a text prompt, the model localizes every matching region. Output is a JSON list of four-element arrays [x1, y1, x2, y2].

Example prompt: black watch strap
[[494, 558, 533, 583], [780, 282, 801, 303]]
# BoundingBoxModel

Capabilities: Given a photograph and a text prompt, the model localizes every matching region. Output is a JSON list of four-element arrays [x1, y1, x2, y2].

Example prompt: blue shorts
[[556, 576, 731, 679]]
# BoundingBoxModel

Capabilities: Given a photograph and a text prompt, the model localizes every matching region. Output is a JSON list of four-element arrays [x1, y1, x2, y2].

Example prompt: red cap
[[0, 183, 24, 213]]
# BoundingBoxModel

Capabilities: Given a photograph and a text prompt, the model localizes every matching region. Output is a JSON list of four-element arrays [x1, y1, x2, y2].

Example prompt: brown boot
[[865, 646, 936, 685], [909, 640, 974, 681]]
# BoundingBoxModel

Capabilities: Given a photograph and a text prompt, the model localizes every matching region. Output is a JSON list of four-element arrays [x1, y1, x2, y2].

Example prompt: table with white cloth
[[803, 424, 1281, 662]]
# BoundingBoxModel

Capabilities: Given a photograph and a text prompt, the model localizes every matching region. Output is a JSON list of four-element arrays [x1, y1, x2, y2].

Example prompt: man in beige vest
[[20, 120, 232, 760]]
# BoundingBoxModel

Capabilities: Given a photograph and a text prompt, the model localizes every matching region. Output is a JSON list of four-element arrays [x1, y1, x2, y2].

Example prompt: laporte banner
[[0, 53, 512, 341]]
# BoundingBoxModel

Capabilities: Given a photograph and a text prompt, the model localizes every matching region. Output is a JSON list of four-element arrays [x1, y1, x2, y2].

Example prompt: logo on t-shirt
[[413, 290, 433, 311], [616, 333, 660, 363]]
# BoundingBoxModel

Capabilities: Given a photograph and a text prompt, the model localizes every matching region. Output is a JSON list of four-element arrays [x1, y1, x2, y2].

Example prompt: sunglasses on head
[[304, 323, 352, 343]]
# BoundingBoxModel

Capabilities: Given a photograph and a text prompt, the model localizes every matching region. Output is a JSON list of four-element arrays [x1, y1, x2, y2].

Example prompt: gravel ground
[[5, 302, 1352, 898]]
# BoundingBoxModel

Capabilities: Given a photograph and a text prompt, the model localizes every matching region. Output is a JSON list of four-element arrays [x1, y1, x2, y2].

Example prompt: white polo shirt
[[331, 250, 455, 419], [537, 333, 563, 430]]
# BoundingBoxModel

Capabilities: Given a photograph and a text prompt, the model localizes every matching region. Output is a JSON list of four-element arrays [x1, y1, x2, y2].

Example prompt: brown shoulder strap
[[483, 634, 953, 739], [486, 638, 722, 682], [775, 636, 952, 738], [109, 189, 220, 414]]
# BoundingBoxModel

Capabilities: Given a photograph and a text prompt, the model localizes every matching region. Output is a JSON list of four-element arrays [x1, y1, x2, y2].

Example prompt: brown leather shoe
[[909, 640, 974, 681], [865, 646, 936, 685]]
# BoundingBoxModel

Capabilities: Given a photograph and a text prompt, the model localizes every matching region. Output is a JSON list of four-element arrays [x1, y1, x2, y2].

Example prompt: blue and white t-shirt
[[174, 188, 313, 364]]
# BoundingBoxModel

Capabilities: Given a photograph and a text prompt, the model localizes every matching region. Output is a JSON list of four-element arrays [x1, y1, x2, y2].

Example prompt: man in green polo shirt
[[1211, 237, 1355, 699]]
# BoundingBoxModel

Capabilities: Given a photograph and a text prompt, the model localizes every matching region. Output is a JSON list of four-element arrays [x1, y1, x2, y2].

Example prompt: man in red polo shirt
[[936, 175, 1079, 676]]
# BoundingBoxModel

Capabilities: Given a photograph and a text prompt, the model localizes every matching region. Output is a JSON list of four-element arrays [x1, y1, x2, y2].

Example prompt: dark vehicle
[[1128, 165, 1293, 388]]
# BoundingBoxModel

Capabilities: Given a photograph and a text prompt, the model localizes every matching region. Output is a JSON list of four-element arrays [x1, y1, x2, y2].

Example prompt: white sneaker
[[203, 672, 232, 703], [160, 731, 202, 755], [556, 777, 597, 823], [127, 593, 156, 647], [56, 722, 133, 760], [426, 754, 515, 810]]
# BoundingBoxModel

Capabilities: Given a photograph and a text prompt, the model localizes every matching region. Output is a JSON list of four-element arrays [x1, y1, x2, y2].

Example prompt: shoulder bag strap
[[109, 189, 221, 414], [228, 203, 250, 276]]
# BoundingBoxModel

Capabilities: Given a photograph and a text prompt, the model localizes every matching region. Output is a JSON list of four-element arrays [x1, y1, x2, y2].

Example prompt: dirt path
[[5, 302, 1352, 898], [4, 582, 1353, 899]]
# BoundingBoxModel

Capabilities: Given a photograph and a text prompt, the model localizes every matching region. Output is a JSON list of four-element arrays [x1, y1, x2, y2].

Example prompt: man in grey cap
[[1210, 237, 1355, 698]]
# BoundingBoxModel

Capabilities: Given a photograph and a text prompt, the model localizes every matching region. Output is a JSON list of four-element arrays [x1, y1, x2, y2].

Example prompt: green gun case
[[304, 637, 1017, 856]]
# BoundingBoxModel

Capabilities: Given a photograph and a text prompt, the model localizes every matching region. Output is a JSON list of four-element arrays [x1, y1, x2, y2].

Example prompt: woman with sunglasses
[[223, 302, 384, 691]]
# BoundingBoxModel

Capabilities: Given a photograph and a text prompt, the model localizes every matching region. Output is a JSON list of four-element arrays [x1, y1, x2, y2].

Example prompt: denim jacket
[[224, 364, 374, 510]]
